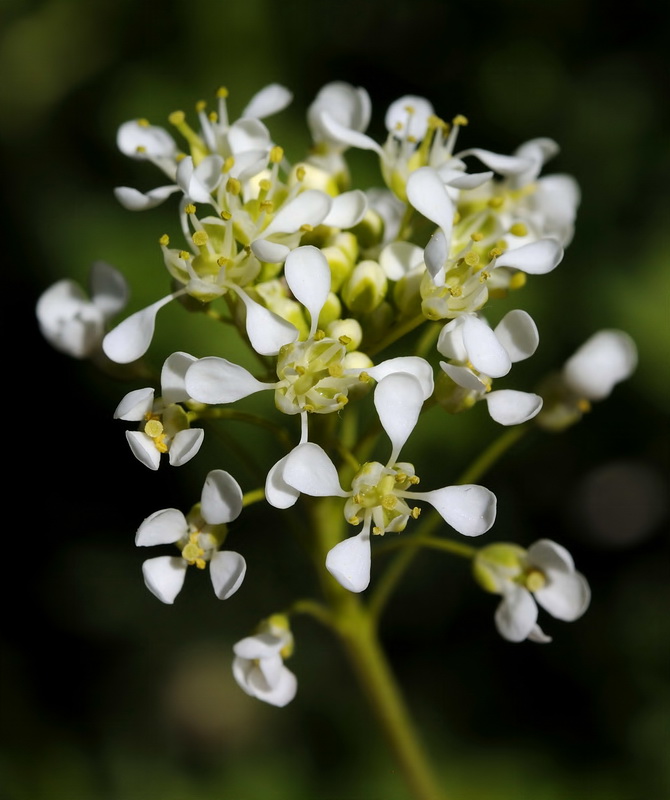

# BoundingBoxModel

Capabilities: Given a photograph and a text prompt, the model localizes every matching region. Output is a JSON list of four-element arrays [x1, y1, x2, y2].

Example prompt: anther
[[270, 145, 284, 163], [226, 177, 242, 195], [471, 232, 484, 242], [184, 203, 197, 214], [452, 114, 469, 126], [192, 231, 209, 246], [509, 222, 528, 237], [159, 234, 170, 246], [465, 251, 480, 267]]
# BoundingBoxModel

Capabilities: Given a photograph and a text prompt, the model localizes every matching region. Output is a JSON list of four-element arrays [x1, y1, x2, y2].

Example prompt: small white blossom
[[114, 351, 203, 470], [437, 309, 543, 425], [232, 616, 297, 707], [36, 261, 128, 359], [562, 329, 638, 402], [279, 372, 497, 593], [474, 539, 591, 642], [135, 470, 246, 604]]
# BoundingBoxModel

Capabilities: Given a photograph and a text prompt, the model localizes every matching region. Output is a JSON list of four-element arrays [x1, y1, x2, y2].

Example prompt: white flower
[[135, 469, 246, 604], [562, 329, 638, 401], [36, 261, 128, 358], [536, 329, 637, 431], [232, 617, 297, 707], [114, 84, 293, 211], [113, 351, 203, 470], [474, 539, 591, 643], [437, 309, 543, 425], [279, 372, 497, 593]]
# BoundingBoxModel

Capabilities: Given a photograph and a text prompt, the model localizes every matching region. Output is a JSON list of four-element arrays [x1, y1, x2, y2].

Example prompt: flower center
[[345, 462, 421, 534], [525, 568, 547, 592], [275, 334, 355, 414]]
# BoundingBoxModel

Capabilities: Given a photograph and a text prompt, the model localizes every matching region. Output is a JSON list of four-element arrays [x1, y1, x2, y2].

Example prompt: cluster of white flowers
[[37, 81, 637, 706]]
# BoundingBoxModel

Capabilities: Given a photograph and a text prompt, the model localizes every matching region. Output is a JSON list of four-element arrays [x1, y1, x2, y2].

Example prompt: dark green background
[[4, 0, 669, 798]]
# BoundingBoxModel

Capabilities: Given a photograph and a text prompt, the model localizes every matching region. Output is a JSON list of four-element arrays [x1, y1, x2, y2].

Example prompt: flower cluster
[[37, 80, 637, 707]]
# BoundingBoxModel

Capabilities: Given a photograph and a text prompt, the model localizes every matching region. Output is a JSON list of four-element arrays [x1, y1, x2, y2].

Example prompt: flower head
[[36, 261, 129, 359], [473, 539, 591, 642], [232, 615, 297, 707]]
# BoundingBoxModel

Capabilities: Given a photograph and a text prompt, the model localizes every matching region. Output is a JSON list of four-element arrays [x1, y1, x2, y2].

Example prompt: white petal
[[562, 329, 637, 401], [229, 150, 269, 182], [284, 246, 331, 330], [440, 362, 487, 392], [494, 309, 539, 363], [462, 315, 511, 378], [114, 387, 155, 420], [209, 551, 247, 599], [102, 294, 175, 364], [265, 454, 301, 509], [117, 120, 176, 159], [326, 530, 371, 593], [527, 539, 575, 573], [456, 148, 534, 176], [113, 184, 180, 210], [235, 289, 298, 356], [406, 167, 455, 235], [283, 443, 347, 497], [126, 431, 161, 470], [135, 508, 187, 546], [168, 428, 204, 466], [436, 316, 467, 362], [495, 586, 538, 642], [424, 229, 448, 284], [494, 239, 564, 275], [379, 241, 424, 280], [366, 356, 434, 400], [160, 351, 197, 404], [535, 571, 591, 622], [486, 390, 543, 425], [227, 118, 271, 154], [385, 95, 434, 139], [419, 484, 497, 536], [308, 82, 371, 141], [185, 357, 271, 404], [176, 155, 224, 203], [322, 190, 368, 228], [262, 190, 332, 236], [249, 665, 297, 707], [316, 112, 383, 154], [527, 624, 553, 644], [89, 261, 129, 319], [36, 279, 104, 358], [439, 168, 494, 189], [233, 633, 282, 660], [241, 83, 293, 119], [250, 239, 290, 264], [142, 556, 187, 604], [374, 373, 423, 462], [201, 469, 243, 524]]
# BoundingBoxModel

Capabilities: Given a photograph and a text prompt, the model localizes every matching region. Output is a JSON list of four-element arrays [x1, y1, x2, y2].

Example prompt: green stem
[[456, 423, 529, 485], [306, 496, 447, 800]]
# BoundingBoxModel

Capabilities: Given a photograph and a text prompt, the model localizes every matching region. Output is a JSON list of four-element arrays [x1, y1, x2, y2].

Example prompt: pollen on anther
[[510, 222, 528, 237], [184, 203, 197, 215], [195, 100, 207, 112], [168, 110, 186, 125], [411, 507, 421, 519], [179, 250, 191, 260], [159, 234, 170, 246], [471, 232, 484, 242], [217, 87, 229, 98], [226, 177, 242, 195], [192, 231, 209, 246], [453, 114, 469, 126], [270, 145, 284, 163]]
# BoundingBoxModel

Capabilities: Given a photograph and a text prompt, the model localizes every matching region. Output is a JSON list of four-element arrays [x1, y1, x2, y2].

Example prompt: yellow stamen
[[510, 222, 528, 237], [192, 231, 208, 246], [270, 145, 284, 163], [159, 234, 170, 246]]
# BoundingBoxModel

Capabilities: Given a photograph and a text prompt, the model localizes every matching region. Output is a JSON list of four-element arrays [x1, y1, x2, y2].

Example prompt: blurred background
[[3, 0, 669, 798]]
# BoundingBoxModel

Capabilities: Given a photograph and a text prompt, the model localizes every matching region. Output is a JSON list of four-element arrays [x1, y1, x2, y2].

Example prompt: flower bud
[[342, 259, 388, 313]]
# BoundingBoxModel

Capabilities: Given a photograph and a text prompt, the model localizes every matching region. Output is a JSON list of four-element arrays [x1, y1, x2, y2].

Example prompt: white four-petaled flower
[[277, 372, 497, 593], [135, 469, 246, 604]]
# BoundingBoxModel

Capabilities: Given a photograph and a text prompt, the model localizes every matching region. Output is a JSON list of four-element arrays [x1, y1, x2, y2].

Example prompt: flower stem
[[307, 496, 447, 800]]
